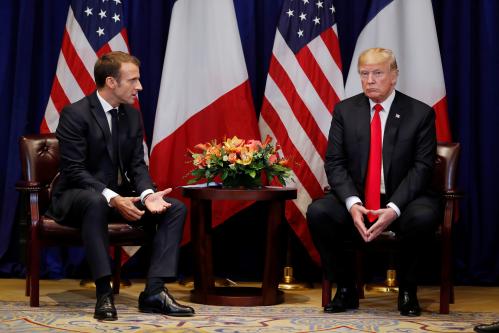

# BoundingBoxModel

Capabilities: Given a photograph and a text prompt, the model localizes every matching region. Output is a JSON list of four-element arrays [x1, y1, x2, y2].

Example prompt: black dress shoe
[[324, 287, 359, 313], [474, 321, 499, 333], [94, 292, 118, 321], [139, 288, 195, 317], [398, 289, 421, 317]]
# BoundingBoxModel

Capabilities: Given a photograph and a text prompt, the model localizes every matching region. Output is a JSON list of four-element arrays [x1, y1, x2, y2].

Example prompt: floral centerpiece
[[188, 135, 292, 188]]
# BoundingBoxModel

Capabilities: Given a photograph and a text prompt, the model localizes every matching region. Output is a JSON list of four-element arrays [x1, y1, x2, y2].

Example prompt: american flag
[[41, 0, 142, 261], [259, 0, 344, 264]]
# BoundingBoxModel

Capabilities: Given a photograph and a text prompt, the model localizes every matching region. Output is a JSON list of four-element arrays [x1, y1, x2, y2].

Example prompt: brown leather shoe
[[139, 288, 194, 317], [94, 292, 118, 321]]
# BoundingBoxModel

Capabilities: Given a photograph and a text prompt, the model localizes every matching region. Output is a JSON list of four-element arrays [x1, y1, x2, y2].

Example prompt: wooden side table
[[182, 186, 297, 306]]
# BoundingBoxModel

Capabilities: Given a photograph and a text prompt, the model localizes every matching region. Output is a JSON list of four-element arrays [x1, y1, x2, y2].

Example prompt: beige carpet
[[1, 279, 498, 332]]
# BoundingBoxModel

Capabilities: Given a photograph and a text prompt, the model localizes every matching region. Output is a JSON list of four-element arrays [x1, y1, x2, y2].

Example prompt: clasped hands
[[110, 188, 173, 221], [350, 203, 398, 242]]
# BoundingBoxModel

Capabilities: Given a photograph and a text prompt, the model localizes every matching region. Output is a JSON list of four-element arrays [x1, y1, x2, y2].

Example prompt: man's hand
[[144, 188, 173, 214], [110, 196, 144, 221], [350, 203, 370, 242], [365, 207, 398, 242]]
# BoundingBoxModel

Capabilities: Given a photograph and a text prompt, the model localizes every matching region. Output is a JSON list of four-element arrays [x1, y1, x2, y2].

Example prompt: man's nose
[[136, 81, 143, 91]]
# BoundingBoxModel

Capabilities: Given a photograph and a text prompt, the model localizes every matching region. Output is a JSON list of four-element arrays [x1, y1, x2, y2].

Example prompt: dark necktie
[[110, 109, 123, 186], [365, 103, 382, 222]]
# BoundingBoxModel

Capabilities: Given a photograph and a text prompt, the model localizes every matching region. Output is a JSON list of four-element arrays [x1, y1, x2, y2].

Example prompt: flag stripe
[[272, 31, 332, 138], [320, 27, 343, 71], [261, 97, 324, 198], [260, 0, 343, 262], [296, 45, 337, 114], [49, 77, 71, 115], [268, 55, 328, 157], [61, 30, 96, 95]]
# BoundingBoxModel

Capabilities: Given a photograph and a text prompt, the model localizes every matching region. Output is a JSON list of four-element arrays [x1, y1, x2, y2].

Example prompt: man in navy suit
[[307, 48, 441, 316], [48, 51, 194, 320]]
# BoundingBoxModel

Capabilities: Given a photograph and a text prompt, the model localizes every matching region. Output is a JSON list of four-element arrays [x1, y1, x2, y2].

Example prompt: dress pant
[[307, 192, 441, 288], [49, 189, 186, 280]]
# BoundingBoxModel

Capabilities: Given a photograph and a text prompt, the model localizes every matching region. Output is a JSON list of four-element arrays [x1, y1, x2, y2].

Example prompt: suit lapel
[[383, 91, 403, 181], [88, 92, 114, 161], [356, 96, 372, 180]]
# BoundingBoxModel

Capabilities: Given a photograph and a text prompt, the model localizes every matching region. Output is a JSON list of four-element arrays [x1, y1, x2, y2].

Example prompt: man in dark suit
[[307, 48, 441, 316], [47, 51, 194, 320]]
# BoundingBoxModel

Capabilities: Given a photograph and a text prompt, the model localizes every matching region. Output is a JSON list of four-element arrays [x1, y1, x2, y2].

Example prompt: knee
[[399, 207, 439, 236], [81, 191, 109, 214], [164, 198, 187, 222]]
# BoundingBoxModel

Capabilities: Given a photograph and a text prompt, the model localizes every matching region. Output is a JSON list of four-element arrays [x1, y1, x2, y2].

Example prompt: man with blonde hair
[[307, 48, 441, 316]]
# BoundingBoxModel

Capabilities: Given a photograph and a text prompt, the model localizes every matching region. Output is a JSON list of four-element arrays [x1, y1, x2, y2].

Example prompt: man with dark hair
[[307, 48, 441, 316], [48, 51, 194, 321]]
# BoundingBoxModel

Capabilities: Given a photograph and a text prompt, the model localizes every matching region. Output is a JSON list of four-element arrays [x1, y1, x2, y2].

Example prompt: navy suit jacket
[[50, 91, 153, 220], [325, 90, 437, 212]]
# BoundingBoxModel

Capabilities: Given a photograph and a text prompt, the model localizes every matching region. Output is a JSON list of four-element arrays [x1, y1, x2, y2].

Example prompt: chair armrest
[[15, 180, 44, 192]]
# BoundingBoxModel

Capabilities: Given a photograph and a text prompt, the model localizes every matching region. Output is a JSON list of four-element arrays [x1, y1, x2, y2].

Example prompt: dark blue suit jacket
[[325, 90, 437, 212], [49, 91, 153, 221]]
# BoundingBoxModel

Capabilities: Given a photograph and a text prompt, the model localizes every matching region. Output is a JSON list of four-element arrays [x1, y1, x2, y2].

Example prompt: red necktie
[[365, 103, 383, 222]]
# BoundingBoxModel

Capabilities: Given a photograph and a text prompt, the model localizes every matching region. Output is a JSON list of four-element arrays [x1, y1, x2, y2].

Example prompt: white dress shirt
[[96, 91, 154, 205], [345, 90, 401, 217]]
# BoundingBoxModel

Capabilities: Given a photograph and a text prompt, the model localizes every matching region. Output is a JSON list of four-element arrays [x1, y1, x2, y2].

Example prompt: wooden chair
[[321, 142, 461, 314], [16, 134, 148, 307]]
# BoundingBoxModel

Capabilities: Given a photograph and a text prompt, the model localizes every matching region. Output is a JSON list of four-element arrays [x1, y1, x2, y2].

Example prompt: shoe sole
[[93, 315, 118, 321], [139, 307, 194, 317]]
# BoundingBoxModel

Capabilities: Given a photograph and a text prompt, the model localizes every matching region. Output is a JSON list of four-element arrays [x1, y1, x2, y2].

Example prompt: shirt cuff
[[140, 189, 155, 205], [387, 202, 401, 217], [102, 188, 119, 206], [346, 196, 362, 212]]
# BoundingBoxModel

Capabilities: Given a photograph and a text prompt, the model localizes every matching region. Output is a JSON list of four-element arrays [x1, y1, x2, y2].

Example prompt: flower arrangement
[[188, 135, 292, 188]]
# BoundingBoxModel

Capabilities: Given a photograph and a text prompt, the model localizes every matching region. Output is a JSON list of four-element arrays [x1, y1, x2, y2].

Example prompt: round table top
[[182, 185, 297, 201]]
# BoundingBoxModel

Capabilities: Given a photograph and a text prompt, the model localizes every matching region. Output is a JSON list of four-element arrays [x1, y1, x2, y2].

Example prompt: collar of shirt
[[368, 89, 396, 117], [96, 90, 116, 132]]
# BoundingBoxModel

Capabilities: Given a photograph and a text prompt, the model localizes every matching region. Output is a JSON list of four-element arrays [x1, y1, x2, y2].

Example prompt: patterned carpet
[[1, 280, 498, 332]]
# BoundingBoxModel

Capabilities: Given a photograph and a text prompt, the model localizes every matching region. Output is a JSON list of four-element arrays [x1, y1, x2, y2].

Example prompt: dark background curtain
[[0, 0, 497, 284]]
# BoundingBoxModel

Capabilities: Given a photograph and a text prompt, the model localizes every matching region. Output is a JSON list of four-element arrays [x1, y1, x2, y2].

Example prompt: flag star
[[302, 0, 309, 4], [297, 29, 304, 37], [112, 13, 120, 22], [299, 12, 307, 21], [330, 5, 335, 13], [84, 7, 93, 16], [316, 0, 324, 9], [113, 0, 122, 4], [98, 9, 107, 19], [96, 27, 105, 36], [286, 9, 294, 17], [313, 16, 320, 25]]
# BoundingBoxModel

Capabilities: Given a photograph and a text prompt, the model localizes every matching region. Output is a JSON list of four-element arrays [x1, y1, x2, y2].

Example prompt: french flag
[[149, 0, 260, 243], [345, 0, 451, 142]]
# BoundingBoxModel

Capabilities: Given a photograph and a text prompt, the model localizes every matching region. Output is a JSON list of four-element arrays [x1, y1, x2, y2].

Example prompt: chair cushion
[[39, 216, 147, 245]]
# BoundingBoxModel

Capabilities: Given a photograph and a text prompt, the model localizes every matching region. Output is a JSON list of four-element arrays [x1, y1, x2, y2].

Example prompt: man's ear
[[105, 76, 117, 89]]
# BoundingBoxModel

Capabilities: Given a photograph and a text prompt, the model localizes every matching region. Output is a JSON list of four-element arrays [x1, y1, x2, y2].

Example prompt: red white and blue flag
[[149, 0, 260, 243], [345, 0, 452, 142], [259, 0, 345, 264], [41, 0, 142, 260]]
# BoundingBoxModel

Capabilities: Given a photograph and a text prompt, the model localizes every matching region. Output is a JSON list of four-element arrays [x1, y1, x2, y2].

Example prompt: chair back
[[432, 142, 461, 193], [19, 134, 60, 212]]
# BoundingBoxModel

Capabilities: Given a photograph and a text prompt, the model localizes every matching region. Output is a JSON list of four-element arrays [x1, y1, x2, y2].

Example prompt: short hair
[[94, 51, 140, 88], [357, 48, 398, 72]]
